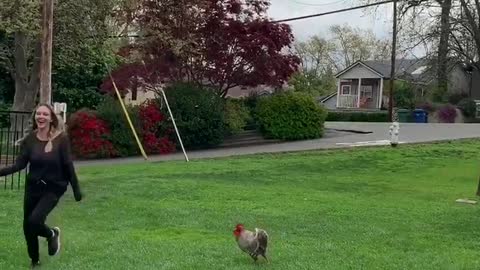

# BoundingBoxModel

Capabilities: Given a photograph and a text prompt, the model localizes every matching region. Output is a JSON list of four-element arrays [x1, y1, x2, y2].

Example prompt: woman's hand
[[74, 190, 83, 202]]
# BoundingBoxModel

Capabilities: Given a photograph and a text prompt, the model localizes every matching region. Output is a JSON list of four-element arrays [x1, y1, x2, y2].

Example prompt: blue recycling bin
[[413, 109, 428, 123]]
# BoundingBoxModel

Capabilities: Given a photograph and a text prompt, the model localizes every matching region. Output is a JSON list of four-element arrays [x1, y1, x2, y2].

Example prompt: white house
[[321, 59, 480, 111], [124, 86, 158, 106], [334, 61, 387, 110]]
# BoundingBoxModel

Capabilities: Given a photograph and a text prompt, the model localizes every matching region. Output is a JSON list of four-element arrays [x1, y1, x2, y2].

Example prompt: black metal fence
[[0, 110, 32, 190]]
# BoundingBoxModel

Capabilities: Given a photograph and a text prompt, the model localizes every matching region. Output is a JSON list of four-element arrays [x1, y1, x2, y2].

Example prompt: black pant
[[23, 191, 59, 262]]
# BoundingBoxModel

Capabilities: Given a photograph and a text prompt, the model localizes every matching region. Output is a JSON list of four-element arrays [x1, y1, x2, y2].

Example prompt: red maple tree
[[102, 0, 300, 97]]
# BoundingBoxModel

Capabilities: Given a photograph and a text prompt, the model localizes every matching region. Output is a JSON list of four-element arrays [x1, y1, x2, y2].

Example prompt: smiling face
[[34, 105, 53, 131]]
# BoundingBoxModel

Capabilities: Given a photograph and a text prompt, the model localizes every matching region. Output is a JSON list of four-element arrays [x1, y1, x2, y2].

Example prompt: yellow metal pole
[[105, 64, 148, 160], [140, 60, 189, 162]]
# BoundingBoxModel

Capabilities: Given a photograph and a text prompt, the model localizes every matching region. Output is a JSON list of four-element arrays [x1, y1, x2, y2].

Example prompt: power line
[[288, 0, 349, 7], [271, 0, 399, 122], [272, 0, 394, 23], [107, 0, 396, 39]]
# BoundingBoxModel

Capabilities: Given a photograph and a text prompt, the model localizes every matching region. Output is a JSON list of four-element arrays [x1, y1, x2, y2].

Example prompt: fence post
[[0, 110, 32, 190]]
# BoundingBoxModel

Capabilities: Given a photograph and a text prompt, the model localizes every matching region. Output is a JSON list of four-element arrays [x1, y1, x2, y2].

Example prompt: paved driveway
[[326, 122, 480, 144]]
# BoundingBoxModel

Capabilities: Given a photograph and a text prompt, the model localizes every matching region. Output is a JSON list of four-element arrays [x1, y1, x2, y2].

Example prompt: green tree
[[329, 24, 391, 70], [53, 0, 119, 90], [392, 81, 415, 109], [0, 0, 41, 112], [293, 25, 389, 97], [290, 69, 336, 97], [294, 36, 335, 76], [0, 0, 118, 113]]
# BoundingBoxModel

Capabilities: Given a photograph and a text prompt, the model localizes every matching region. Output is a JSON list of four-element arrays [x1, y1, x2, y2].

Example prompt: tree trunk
[[12, 32, 29, 112], [459, 0, 480, 68], [10, 32, 41, 132], [436, 0, 452, 101]]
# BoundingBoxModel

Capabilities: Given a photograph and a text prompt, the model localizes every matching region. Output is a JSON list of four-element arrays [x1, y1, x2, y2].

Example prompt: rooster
[[233, 224, 269, 262]]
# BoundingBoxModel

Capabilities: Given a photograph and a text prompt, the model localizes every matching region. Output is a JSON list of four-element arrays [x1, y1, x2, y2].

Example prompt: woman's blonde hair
[[16, 103, 66, 151]]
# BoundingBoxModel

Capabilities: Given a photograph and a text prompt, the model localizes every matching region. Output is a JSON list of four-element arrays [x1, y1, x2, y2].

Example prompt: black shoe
[[31, 260, 40, 268], [47, 227, 61, 256]]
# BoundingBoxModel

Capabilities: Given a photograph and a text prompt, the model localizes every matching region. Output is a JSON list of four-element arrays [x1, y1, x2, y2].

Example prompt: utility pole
[[388, 0, 398, 122], [39, 0, 54, 104]]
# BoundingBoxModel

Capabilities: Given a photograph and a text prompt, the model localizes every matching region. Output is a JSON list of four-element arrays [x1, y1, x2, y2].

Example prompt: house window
[[341, 85, 351, 95]]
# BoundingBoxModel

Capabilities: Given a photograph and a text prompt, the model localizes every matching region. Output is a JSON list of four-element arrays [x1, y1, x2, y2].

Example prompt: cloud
[[267, 0, 394, 41]]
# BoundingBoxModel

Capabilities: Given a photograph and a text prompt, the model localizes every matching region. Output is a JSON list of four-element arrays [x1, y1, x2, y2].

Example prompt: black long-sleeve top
[[0, 132, 82, 199]]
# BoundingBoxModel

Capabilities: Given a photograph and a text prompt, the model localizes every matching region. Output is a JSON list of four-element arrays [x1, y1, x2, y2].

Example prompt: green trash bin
[[397, 109, 411, 123]]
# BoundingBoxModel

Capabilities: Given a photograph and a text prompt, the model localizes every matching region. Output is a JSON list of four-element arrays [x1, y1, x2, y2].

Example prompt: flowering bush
[[138, 101, 176, 154], [67, 110, 118, 159], [68, 99, 176, 159], [437, 104, 457, 123]]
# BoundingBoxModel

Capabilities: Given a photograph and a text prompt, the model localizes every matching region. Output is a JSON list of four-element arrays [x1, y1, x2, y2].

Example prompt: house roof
[[335, 58, 432, 81], [364, 59, 428, 78], [318, 91, 337, 103], [335, 61, 384, 78]]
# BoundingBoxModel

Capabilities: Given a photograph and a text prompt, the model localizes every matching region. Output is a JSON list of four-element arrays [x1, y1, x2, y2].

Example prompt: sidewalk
[[76, 122, 480, 167]]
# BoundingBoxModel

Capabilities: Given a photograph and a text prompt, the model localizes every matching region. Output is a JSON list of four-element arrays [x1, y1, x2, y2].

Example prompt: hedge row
[[325, 111, 388, 122], [66, 83, 332, 158]]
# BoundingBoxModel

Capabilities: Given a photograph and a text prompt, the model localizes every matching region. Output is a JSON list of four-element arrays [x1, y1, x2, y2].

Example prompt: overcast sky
[[267, 0, 394, 41]]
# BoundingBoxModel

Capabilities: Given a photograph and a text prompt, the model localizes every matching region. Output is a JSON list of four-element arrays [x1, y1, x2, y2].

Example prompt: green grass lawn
[[1, 140, 480, 269]]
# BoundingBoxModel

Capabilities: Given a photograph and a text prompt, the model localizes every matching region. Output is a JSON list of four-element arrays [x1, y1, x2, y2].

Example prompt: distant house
[[225, 85, 277, 98], [123, 83, 278, 106], [320, 59, 480, 111], [318, 92, 338, 110], [124, 87, 158, 106]]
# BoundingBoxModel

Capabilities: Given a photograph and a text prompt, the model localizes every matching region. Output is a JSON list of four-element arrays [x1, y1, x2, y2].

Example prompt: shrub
[[437, 104, 457, 123], [0, 76, 14, 104], [241, 93, 266, 130], [325, 111, 388, 122], [67, 110, 118, 159], [161, 82, 226, 149], [393, 81, 415, 109], [448, 93, 469, 105], [0, 103, 11, 128], [138, 101, 176, 154], [256, 92, 328, 140], [432, 86, 448, 103], [54, 87, 104, 113], [224, 99, 251, 135], [243, 92, 261, 112], [457, 98, 477, 119], [96, 96, 140, 157]]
